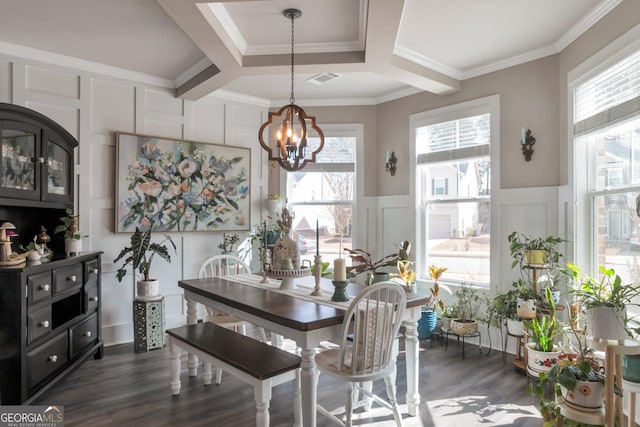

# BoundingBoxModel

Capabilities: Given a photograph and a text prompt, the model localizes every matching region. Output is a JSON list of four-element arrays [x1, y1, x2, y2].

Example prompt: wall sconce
[[521, 128, 535, 161], [385, 151, 397, 176]]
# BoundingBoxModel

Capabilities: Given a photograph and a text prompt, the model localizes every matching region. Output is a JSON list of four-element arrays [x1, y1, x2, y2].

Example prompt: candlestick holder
[[311, 254, 323, 296], [331, 280, 349, 302], [521, 128, 535, 161], [260, 249, 271, 284]]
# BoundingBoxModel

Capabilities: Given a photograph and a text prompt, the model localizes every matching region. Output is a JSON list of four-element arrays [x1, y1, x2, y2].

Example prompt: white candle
[[521, 128, 526, 145], [386, 150, 391, 162], [316, 220, 320, 256], [334, 258, 346, 282]]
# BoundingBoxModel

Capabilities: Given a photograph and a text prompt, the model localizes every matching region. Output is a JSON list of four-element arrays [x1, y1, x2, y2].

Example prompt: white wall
[[0, 53, 270, 346]]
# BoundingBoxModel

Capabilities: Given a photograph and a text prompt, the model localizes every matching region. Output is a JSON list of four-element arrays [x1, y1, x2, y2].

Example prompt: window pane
[[288, 171, 354, 203], [425, 201, 490, 286], [416, 114, 490, 155], [424, 157, 490, 200], [307, 136, 356, 163], [575, 49, 640, 123], [593, 117, 640, 188]]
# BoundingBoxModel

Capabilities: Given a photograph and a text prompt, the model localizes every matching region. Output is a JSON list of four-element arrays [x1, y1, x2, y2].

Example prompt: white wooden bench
[[167, 323, 301, 427]]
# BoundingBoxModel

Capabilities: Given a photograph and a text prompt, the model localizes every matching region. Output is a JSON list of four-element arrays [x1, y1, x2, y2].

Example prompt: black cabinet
[[0, 103, 76, 207], [0, 252, 103, 405]]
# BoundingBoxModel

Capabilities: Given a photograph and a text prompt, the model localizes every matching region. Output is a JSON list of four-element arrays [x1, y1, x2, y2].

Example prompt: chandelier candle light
[[258, 8, 325, 172]]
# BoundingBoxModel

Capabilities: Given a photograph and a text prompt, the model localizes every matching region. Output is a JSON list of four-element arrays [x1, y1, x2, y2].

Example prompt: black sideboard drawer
[[70, 313, 98, 357], [53, 264, 83, 294], [27, 306, 52, 344], [85, 282, 99, 313], [28, 272, 52, 306], [85, 260, 100, 284], [26, 332, 68, 390]]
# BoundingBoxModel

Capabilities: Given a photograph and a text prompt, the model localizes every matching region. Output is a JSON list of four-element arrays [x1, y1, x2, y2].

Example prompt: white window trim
[[568, 22, 640, 274], [279, 123, 364, 246], [409, 95, 500, 288]]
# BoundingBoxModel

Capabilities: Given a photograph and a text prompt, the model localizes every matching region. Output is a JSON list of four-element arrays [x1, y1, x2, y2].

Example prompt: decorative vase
[[525, 343, 561, 377], [585, 306, 627, 343], [272, 234, 300, 270], [525, 249, 546, 265], [506, 318, 525, 336], [64, 237, 82, 256], [623, 354, 640, 382], [516, 297, 536, 318], [136, 279, 160, 301], [560, 381, 605, 412], [418, 310, 437, 339], [368, 272, 390, 285], [450, 319, 478, 336], [442, 316, 452, 332]]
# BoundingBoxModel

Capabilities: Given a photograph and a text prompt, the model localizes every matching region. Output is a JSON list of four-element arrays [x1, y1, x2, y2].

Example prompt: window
[[411, 96, 499, 288], [572, 44, 640, 308], [285, 126, 360, 265]]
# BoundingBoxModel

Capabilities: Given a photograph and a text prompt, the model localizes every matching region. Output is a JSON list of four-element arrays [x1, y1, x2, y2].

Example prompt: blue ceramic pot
[[418, 310, 437, 339]]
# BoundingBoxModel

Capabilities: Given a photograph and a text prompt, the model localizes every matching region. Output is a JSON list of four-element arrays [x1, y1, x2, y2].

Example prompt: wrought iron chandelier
[[258, 8, 325, 172]]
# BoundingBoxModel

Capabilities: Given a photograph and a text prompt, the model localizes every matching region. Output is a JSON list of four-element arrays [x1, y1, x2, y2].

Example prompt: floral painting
[[116, 132, 250, 233]]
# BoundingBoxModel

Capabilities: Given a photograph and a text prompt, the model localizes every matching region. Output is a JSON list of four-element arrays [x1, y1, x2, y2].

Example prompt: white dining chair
[[198, 254, 268, 384], [315, 281, 407, 426]]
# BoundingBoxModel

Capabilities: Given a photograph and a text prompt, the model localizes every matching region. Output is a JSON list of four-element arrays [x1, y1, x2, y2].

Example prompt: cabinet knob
[[48, 355, 58, 363], [68, 275, 77, 282], [91, 268, 99, 275], [37, 157, 46, 164], [39, 284, 50, 292], [82, 331, 92, 337], [89, 296, 99, 302], [39, 320, 50, 328]]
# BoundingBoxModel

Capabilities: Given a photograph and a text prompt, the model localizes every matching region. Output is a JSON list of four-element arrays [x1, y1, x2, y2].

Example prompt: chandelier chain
[[289, 12, 295, 105]]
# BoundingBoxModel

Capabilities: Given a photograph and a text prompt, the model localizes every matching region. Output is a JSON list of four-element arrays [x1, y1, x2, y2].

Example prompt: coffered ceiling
[[0, 0, 623, 105]]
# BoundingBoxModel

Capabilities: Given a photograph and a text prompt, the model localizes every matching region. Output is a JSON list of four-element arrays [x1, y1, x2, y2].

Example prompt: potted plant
[[531, 323, 618, 421], [567, 262, 640, 342], [508, 232, 566, 268], [344, 241, 408, 285], [449, 283, 484, 336], [218, 232, 240, 254], [114, 226, 176, 301], [264, 194, 281, 213], [390, 241, 416, 292], [492, 283, 526, 336], [524, 288, 561, 378], [417, 265, 451, 339], [513, 278, 538, 319], [54, 208, 88, 255]]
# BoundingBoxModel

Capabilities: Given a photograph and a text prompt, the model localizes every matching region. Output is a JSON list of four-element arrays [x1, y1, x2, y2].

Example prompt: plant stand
[[444, 329, 482, 358], [133, 296, 165, 353]]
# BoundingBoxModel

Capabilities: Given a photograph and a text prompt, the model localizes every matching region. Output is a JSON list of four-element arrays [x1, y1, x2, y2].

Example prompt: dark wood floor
[[33, 335, 543, 426]]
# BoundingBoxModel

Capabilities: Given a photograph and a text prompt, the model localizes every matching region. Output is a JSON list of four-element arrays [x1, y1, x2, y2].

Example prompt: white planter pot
[[64, 237, 82, 256], [136, 279, 160, 301], [560, 381, 605, 412], [585, 306, 627, 343], [526, 342, 561, 377], [506, 318, 525, 336], [517, 298, 536, 318], [441, 317, 452, 332], [450, 319, 478, 336]]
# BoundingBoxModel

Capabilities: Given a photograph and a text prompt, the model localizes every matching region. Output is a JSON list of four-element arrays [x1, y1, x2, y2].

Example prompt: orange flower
[[578, 384, 592, 396]]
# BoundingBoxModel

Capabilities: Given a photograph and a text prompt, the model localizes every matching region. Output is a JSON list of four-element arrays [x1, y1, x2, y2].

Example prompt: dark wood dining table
[[178, 274, 429, 426]]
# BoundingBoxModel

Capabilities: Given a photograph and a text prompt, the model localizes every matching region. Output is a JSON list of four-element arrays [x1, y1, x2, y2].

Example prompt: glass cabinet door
[[42, 132, 73, 203], [0, 121, 40, 200]]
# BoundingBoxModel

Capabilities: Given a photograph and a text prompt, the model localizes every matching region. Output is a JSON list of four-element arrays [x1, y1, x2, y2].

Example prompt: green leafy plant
[[524, 288, 557, 352], [344, 248, 400, 276], [217, 232, 240, 253], [54, 208, 87, 240], [567, 263, 640, 310], [451, 283, 485, 321], [311, 261, 332, 277], [114, 227, 176, 282]]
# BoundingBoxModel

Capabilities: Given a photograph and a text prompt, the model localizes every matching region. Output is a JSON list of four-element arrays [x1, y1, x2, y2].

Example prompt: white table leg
[[404, 318, 420, 416], [300, 347, 317, 427], [169, 337, 182, 395], [186, 299, 199, 377]]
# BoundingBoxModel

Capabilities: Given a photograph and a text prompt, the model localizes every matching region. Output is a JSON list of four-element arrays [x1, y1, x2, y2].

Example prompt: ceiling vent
[[306, 73, 341, 85]]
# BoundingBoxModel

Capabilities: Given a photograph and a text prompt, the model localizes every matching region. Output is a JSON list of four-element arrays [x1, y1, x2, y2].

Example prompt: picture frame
[[115, 132, 250, 233]]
